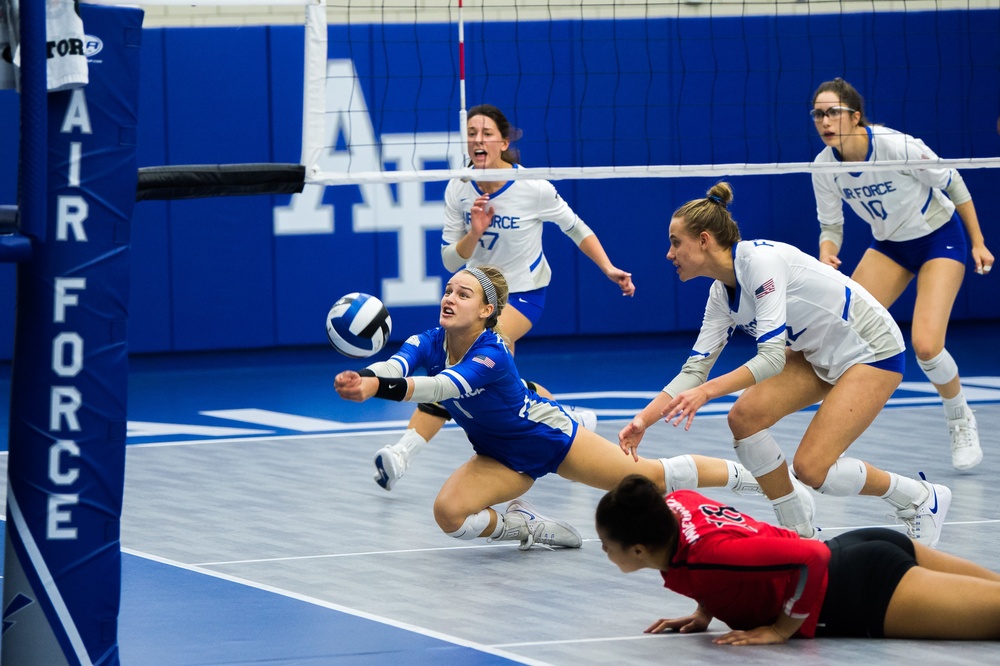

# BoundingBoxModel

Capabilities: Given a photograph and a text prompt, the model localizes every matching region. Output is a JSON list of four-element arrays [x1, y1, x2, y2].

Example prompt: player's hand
[[334, 371, 374, 402], [819, 252, 841, 270], [469, 193, 494, 236], [645, 611, 711, 634], [972, 244, 994, 276], [662, 387, 710, 431], [713, 625, 788, 646], [618, 418, 647, 461], [606, 267, 636, 297]]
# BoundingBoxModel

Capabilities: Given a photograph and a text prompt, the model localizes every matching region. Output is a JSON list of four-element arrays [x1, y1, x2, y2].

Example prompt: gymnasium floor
[[1, 321, 999, 664]]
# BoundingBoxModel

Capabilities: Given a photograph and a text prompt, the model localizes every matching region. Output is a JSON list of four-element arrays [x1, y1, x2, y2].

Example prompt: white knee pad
[[814, 457, 867, 496], [733, 430, 786, 478], [916, 348, 959, 385], [660, 455, 699, 494], [446, 509, 493, 540]]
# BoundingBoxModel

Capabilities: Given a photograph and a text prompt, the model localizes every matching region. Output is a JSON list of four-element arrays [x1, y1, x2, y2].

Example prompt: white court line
[[191, 519, 1000, 567], [194, 540, 522, 566], [123, 547, 553, 666]]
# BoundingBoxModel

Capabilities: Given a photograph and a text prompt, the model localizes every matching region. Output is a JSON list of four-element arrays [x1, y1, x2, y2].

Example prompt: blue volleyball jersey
[[387, 327, 577, 476]]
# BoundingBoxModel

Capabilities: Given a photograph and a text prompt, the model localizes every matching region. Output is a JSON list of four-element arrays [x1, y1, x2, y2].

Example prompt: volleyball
[[326, 293, 392, 358]]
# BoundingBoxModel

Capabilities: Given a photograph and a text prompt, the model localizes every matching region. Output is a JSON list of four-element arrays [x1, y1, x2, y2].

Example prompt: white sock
[[881, 473, 929, 511], [771, 490, 813, 537], [942, 392, 970, 422], [393, 428, 427, 458]]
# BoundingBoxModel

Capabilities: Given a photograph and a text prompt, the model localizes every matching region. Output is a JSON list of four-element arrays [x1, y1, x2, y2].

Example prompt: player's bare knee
[[910, 337, 944, 362], [790, 457, 826, 489], [727, 400, 767, 438], [432, 497, 463, 532]]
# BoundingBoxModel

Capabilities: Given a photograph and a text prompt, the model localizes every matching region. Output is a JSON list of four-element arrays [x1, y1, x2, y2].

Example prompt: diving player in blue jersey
[[370, 103, 635, 492], [810, 78, 994, 472], [335, 267, 775, 551], [619, 182, 951, 548]]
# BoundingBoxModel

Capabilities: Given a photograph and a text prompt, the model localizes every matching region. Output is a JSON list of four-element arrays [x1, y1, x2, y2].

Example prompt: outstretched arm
[[620, 390, 675, 461], [954, 199, 994, 275], [577, 234, 635, 296]]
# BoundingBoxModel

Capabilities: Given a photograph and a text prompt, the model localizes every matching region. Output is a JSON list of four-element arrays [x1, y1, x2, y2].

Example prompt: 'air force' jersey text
[[442, 166, 594, 293], [812, 125, 962, 242]]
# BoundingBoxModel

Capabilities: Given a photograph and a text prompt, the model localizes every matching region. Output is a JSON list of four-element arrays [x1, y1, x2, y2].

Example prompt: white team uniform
[[441, 165, 593, 293], [812, 125, 960, 242], [687, 240, 904, 384]]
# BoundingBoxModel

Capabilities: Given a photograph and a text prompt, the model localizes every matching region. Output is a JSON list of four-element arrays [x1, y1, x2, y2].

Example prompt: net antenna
[[457, 0, 468, 169]]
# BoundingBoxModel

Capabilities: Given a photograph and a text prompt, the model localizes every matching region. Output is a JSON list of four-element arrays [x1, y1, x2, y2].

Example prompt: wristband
[[374, 377, 407, 401], [357, 368, 376, 378]]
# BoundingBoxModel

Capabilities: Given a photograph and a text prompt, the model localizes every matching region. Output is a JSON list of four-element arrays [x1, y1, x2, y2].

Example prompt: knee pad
[[733, 430, 786, 478], [660, 455, 699, 494], [417, 401, 452, 421], [523, 379, 539, 393], [446, 509, 493, 540], [814, 457, 867, 496], [916, 348, 958, 385]]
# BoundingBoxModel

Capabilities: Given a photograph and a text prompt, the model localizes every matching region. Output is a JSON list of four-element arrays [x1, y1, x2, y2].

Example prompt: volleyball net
[[300, 0, 1000, 187], [99, 0, 1000, 191]]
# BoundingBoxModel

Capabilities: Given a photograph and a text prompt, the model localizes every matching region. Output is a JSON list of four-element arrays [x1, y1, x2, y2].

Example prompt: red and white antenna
[[458, 0, 468, 167]]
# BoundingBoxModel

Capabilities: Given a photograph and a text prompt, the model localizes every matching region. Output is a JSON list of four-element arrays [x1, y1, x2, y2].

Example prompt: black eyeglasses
[[810, 106, 855, 121]]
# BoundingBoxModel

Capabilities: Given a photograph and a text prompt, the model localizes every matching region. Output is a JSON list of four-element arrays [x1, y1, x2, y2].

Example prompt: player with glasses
[[809, 106, 854, 121], [809, 77, 993, 472]]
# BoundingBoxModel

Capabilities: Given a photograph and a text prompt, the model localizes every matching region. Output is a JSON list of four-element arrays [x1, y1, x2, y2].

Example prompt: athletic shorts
[[507, 287, 547, 326], [467, 399, 576, 480], [867, 350, 906, 375], [871, 213, 967, 274], [815, 528, 917, 637]]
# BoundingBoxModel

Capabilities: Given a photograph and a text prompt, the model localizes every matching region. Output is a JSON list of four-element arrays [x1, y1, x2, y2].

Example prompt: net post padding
[[136, 163, 306, 201]]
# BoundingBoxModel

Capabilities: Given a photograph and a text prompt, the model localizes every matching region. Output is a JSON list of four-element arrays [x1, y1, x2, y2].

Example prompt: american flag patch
[[473, 354, 495, 368], [755, 279, 775, 299]]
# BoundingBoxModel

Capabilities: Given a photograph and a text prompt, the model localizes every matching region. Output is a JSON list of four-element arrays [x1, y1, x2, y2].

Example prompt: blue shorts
[[467, 396, 575, 479], [507, 287, 547, 326], [871, 214, 967, 274], [867, 350, 906, 375]]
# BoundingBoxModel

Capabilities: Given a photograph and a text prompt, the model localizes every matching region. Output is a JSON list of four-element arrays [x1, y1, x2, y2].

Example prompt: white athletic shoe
[[894, 476, 951, 549], [501, 499, 582, 551], [565, 406, 597, 431], [372, 429, 426, 491], [949, 410, 982, 472], [372, 444, 408, 491]]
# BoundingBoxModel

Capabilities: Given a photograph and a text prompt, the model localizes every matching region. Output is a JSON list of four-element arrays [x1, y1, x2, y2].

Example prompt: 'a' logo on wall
[[273, 59, 464, 306]]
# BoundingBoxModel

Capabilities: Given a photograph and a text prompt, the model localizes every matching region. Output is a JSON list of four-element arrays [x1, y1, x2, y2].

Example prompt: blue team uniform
[[385, 327, 578, 478]]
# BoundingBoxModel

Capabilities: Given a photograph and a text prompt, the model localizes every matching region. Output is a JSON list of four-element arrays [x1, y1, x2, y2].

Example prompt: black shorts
[[816, 528, 917, 638]]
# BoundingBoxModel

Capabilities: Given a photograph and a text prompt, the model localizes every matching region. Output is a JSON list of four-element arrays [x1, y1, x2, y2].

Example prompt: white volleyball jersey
[[812, 125, 957, 242], [690, 240, 904, 383], [442, 165, 593, 293]]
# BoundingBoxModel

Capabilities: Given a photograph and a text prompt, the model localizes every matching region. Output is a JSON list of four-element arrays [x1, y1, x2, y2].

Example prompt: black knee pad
[[417, 402, 452, 421]]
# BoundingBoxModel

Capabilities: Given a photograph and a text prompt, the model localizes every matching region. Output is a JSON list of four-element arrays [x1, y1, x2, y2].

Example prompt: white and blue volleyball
[[326, 292, 392, 358]]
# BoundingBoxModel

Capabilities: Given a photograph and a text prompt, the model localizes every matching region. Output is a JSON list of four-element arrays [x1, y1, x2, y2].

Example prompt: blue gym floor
[[1, 321, 999, 664]]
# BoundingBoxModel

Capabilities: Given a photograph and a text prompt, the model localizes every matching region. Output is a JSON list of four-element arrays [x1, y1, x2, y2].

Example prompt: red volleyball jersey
[[661, 490, 830, 637]]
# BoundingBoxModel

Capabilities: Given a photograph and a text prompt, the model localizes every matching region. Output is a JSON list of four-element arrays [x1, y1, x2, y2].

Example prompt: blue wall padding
[[1, 10, 997, 361]]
